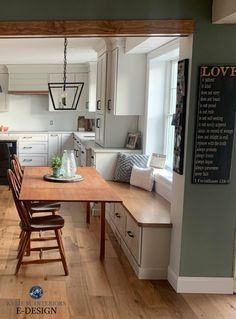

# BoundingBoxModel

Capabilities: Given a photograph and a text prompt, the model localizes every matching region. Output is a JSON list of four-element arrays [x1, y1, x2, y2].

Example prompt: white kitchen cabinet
[[96, 52, 107, 115], [9, 73, 49, 92], [95, 45, 139, 148], [95, 115, 105, 147], [125, 213, 142, 264], [48, 133, 61, 162], [61, 133, 74, 153], [49, 132, 73, 162], [107, 46, 146, 116], [20, 155, 48, 166], [75, 73, 88, 112], [86, 62, 97, 112], [17, 133, 48, 167], [107, 202, 171, 279]]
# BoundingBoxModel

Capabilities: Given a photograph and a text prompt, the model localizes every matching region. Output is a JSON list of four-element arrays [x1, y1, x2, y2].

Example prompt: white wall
[[168, 35, 193, 290], [0, 94, 91, 131]]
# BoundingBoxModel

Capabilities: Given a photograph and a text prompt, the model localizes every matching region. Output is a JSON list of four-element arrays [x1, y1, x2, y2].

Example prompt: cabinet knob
[[107, 99, 112, 111], [115, 213, 121, 218], [96, 118, 100, 128], [96, 100, 101, 110], [127, 231, 134, 238]]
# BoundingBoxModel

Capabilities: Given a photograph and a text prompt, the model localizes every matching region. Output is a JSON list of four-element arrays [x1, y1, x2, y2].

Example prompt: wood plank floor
[[0, 185, 235, 319]]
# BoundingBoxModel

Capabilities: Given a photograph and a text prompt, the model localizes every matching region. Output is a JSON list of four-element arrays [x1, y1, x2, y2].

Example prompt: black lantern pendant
[[48, 38, 84, 110]]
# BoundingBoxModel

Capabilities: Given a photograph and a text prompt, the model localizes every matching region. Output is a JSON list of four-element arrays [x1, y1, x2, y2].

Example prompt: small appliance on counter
[[77, 116, 94, 132]]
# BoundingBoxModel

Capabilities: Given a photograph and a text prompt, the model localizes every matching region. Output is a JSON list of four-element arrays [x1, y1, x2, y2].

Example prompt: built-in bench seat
[[107, 181, 172, 227], [105, 181, 172, 280]]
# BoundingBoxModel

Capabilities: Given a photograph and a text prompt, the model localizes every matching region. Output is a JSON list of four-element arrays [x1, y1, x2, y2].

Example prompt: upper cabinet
[[107, 43, 146, 116], [86, 62, 97, 112], [96, 52, 107, 115], [0, 65, 9, 112], [8, 65, 48, 93]]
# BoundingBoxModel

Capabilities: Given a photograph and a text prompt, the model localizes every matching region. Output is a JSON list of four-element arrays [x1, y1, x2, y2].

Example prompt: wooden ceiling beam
[[0, 19, 194, 37]]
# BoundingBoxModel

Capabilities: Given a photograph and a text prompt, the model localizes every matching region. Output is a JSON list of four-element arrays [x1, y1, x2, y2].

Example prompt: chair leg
[[17, 231, 27, 258], [54, 229, 69, 276], [15, 232, 30, 275]]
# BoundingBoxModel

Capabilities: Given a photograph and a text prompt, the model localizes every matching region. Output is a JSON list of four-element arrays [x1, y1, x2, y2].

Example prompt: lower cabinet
[[48, 132, 73, 163], [18, 133, 48, 167], [106, 202, 171, 279], [19, 154, 48, 166]]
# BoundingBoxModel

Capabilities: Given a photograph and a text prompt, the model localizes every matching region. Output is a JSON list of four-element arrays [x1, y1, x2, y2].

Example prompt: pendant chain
[[63, 38, 68, 86]]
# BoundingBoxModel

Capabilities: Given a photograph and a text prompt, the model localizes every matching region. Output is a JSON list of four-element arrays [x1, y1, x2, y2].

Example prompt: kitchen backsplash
[[0, 94, 94, 131]]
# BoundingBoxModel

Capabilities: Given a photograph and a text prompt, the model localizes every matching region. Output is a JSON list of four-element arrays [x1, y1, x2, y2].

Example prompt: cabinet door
[[125, 214, 141, 264], [87, 62, 97, 112], [95, 115, 104, 147], [113, 203, 126, 238], [61, 133, 73, 155], [48, 133, 61, 162], [75, 73, 88, 111], [48, 73, 75, 111], [108, 48, 118, 113], [19, 155, 48, 167], [96, 53, 107, 115]]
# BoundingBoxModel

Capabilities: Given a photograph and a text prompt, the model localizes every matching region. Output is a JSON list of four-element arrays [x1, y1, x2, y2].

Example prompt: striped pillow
[[113, 153, 149, 183]]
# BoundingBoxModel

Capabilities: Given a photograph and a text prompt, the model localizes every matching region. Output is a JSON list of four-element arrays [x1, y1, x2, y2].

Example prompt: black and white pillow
[[113, 153, 149, 183]]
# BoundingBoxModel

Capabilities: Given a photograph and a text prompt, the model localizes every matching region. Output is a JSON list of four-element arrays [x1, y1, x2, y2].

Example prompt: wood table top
[[19, 166, 122, 203]]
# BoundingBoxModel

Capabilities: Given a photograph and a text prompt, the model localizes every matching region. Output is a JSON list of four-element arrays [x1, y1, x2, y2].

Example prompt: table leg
[[86, 202, 90, 224], [100, 202, 105, 259]]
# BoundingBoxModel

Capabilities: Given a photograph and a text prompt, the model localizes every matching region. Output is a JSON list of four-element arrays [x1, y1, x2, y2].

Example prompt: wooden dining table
[[19, 166, 122, 259]]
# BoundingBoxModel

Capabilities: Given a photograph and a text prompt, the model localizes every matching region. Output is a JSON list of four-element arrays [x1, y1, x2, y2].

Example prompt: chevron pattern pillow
[[113, 153, 149, 183]]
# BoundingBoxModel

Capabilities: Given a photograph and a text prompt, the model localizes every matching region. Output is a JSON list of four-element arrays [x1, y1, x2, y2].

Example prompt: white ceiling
[[0, 37, 175, 65]]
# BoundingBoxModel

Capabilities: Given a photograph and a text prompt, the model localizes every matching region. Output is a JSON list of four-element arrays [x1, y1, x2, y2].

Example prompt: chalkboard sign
[[192, 66, 236, 184]]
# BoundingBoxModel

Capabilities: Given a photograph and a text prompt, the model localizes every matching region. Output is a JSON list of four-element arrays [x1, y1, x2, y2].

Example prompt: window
[[144, 40, 179, 173]]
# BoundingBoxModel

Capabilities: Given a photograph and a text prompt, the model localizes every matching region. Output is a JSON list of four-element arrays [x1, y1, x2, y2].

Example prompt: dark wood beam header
[[0, 19, 194, 37]]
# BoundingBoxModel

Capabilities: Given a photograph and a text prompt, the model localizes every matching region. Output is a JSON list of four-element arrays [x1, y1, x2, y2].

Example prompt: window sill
[[153, 168, 172, 203], [153, 168, 173, 183]]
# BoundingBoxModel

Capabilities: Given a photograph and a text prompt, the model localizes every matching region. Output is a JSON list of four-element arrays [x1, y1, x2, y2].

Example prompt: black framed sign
[[192, 65, 236, 184], [173, 59, 189, 175]]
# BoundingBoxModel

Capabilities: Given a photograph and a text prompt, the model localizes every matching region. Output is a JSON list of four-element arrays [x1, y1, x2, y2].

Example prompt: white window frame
[[143, 39, 179, 174]]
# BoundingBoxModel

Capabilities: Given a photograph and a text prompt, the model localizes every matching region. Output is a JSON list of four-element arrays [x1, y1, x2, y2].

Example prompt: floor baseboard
[[168, 266, 234, 294]]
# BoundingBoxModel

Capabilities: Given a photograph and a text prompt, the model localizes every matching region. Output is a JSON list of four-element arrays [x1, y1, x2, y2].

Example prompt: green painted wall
[[0, 0, 210, 21], [180, 21, 236, 277], [1, 0, 236, 277]]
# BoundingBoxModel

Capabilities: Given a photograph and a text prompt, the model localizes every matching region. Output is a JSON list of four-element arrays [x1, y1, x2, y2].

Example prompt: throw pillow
[[130, 165, 154, 192], [113, 153, 149, 183]]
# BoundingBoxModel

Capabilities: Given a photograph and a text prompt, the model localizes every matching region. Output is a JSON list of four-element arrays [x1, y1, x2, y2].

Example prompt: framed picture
[[149, 153, 166, 169], [125, 132, 140, 149], [173, 59, 189, 175]]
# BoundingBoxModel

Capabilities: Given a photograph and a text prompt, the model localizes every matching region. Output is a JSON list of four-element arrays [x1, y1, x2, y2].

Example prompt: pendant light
[[48, 38, 84, 110]]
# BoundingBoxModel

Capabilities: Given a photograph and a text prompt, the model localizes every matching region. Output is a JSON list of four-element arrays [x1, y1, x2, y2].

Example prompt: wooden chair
[[11, 158, 61, 214], [7, 169, 69, 275]]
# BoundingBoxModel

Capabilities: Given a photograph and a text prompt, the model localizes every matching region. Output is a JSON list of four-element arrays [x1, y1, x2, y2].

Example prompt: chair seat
[[30, 202, 61, 213], [20, 215, 64, 231]]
